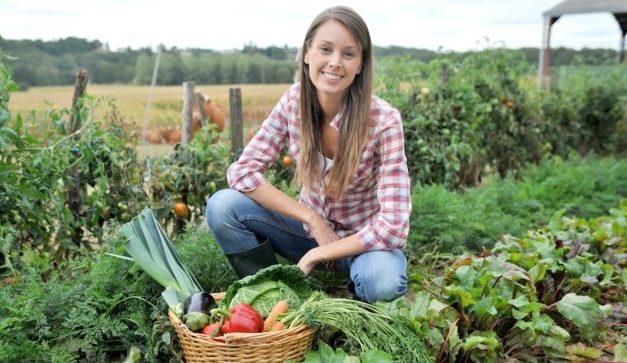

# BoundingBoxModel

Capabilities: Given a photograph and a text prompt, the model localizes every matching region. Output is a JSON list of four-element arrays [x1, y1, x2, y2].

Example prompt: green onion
[[282, 291, 432, 362], [120, 207, 202, 302]]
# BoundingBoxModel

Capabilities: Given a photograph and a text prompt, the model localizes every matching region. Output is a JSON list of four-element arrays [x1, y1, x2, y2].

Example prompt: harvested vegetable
[[200, 322, 222, 337], [184, 311, 211, 331], [184, 292, 217, 315], [269, 321, 286, 331], [115, 208, 202, 303], [264, 300, 289, 332], [182, 292, 217, 330], [281, 291, 431, 362], [220, 265, 309, 317], [215, 304, 264, 334]]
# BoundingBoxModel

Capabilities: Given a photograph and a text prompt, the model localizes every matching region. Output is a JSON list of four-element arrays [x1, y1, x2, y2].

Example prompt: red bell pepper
[[218, 304, 264, 334]]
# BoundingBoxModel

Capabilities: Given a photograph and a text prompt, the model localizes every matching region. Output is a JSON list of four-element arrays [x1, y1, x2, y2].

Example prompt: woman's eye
[[320, 47, 331, 53], [344, 52, 355, 58]]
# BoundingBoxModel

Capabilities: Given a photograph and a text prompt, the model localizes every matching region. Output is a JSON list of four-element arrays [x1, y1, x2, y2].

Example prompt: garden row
[[1, 178, 624, 362]]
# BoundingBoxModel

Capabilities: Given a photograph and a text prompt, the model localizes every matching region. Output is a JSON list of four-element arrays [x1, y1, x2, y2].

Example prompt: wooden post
[[70, 69, 88, 131], [230, 88, 243, 161], [181, 81, 195, 144], [67, 69, 88, 247], [141, 47, 161, 144], [439, 63, 449, 83], [194, 92, 207, 127]]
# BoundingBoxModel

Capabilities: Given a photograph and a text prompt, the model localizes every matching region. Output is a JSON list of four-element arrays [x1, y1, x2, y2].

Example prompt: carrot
[[269, 321, 285, 331], [263, 300, 288, 332]]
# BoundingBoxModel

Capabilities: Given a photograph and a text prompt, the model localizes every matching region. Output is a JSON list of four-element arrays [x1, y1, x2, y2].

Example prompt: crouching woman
[[206, 6, 411, 303]]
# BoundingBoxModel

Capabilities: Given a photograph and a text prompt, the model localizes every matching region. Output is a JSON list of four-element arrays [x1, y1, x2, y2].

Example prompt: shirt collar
[[328, 106, 345, 131]]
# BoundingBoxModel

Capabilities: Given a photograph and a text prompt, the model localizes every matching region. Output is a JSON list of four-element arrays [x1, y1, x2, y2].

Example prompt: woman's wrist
[[303, 209, 320, 226]]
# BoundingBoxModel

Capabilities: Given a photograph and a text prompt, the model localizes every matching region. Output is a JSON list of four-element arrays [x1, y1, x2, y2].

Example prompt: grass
[[9, 83, 291, 131], [408, 154, 627, 254]]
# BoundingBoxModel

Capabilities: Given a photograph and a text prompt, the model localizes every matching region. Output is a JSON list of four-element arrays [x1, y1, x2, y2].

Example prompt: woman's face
[[304, 20, 362, 101]]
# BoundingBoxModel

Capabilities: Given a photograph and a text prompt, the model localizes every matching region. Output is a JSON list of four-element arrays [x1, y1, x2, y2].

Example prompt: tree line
[[0, 37, 621, 89]]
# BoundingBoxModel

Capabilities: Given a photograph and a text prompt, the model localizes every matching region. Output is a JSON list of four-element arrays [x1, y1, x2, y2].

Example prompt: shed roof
[[543, 0, 627, 17]]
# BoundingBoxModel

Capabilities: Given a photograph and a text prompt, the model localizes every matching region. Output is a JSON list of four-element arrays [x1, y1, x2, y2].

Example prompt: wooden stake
[[182, 81, 195, 144], [67, 69, 88, 247], [229, 88, 243, 161]]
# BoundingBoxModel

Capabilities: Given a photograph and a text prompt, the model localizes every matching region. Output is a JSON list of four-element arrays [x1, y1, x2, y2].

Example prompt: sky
[[0, 0, 624, 52]]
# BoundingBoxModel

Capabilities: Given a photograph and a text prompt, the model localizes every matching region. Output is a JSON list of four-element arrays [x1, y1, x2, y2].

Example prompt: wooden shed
[[539, 0, 627, 85]]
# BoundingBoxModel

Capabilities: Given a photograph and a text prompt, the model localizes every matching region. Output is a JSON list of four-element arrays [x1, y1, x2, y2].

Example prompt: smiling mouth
[[322, 71, 343, 80]]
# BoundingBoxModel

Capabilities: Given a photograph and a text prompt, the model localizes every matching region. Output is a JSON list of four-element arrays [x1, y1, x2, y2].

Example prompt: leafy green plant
[[387, 202, 626, 362], [0, 223, 235, 362], [376, 51, 627, 190], [407, 155, 627, 253], [301, 340, 394, 363], [144, 124, 230, 230]]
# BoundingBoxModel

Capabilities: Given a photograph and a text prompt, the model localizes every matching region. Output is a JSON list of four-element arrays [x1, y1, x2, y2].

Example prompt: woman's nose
[[328, 51, 342, 67]]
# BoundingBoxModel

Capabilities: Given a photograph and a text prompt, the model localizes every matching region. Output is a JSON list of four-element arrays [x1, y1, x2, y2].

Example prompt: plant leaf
[[556, 293, 603, 338]]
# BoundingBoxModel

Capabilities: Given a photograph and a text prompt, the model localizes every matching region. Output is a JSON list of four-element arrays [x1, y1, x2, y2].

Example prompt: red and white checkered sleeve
[[357, 109, 412, 250], [226, 90, 291, 192]]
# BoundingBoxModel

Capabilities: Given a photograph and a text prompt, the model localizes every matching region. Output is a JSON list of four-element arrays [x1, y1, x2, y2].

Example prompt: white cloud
[[0, 0, 623, 51]]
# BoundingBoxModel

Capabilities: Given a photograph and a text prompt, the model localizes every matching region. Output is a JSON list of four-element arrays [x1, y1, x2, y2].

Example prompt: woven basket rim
[[168, 292, 314, 341], [169, 309, 313, 339]]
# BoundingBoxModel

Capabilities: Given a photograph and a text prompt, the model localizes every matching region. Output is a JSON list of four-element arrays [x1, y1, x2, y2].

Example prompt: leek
[[120, 207, 202, 302]]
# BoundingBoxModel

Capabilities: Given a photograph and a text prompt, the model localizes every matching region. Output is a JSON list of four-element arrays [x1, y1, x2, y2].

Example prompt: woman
[[206, 6, 411, 303]]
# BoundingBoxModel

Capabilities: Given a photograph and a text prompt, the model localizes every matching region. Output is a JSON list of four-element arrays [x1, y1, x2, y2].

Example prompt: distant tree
[[134, 53, 155, 84], [0, 37, 621, 87], [156, 52, 185, 85]]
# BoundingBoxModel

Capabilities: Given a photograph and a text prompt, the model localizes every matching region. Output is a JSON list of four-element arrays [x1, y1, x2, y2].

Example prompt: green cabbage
[[229, 280, 301, 317], [220, 265, 309, 317]]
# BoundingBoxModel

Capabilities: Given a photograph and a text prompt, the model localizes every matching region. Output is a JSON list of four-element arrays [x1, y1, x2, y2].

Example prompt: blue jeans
[[205, 189, 407, 303]]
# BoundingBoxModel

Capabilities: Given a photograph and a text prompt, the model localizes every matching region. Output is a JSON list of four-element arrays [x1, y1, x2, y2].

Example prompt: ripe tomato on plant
[[281, 155, 293, 168], [174, 202, 188, 219]]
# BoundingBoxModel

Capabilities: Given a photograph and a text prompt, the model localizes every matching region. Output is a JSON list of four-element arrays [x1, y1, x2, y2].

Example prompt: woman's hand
[[297, 247, 323, 275], [305, 214, 339, 270]]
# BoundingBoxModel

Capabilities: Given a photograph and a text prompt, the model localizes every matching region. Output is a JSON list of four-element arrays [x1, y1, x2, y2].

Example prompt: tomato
[[281, 155, 293, 168], [174, 202, 188, 218], [200, 322, 222, 337]]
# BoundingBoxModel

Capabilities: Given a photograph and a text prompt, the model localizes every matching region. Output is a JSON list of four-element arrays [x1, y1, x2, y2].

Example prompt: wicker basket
[[168, 292, 315, 362]]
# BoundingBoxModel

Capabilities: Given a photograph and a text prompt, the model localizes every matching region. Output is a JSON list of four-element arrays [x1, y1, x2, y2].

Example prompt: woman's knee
[[205, 189, 247, 231], [351, 250, 407, 303]]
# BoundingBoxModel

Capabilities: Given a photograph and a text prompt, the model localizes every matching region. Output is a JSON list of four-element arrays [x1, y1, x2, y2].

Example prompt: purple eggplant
[[183, 292, 217, 315]]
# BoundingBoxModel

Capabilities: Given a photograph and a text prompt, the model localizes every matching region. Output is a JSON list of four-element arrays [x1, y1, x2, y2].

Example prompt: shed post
[[538, 16, 555, 88], [620, 29, 626, 63]]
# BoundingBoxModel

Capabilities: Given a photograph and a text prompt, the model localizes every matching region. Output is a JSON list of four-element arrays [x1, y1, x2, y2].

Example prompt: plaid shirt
[[227, 84, 411, 251]]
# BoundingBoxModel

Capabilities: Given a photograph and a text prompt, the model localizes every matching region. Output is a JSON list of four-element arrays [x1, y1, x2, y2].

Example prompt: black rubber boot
[[225, 240, 278, 278]]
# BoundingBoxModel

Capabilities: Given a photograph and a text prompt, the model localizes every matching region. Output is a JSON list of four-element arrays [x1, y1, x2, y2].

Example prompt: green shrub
[[407, 155, 627, 254]]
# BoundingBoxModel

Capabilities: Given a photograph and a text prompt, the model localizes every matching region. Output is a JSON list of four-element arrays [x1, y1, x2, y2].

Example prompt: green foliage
[[384, 203, 625, 361], [2, 36, 620, 88], [0, 223, 235, 362], [1, 93, 147, 264], [376, 50, 627, 189], [407, 155, 627, 253], [144, 125, 230, 228], [302, 340, 394, 363]]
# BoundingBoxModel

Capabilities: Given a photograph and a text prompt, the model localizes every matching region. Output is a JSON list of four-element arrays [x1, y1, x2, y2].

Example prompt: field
[[9, 83, 291, 129]]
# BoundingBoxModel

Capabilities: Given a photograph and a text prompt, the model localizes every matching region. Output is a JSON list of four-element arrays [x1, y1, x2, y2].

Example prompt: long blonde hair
[[296, 6, 373, 199]]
